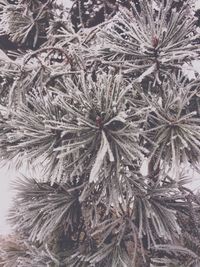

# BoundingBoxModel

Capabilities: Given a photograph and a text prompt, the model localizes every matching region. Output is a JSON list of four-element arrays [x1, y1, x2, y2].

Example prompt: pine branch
[[96, 0, 200, 79], [8, 176, 82, 243]]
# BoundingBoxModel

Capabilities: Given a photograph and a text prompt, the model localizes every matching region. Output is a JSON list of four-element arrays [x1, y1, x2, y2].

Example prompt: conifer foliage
[[1, 0, 200, 266]]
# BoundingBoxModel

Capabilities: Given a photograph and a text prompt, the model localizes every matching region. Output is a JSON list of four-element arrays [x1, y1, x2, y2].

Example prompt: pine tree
[[1, 0, 200, 266]]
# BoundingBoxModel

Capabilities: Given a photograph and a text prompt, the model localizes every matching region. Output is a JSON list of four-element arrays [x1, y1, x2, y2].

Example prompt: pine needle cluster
[[0, 0, 200, 266]]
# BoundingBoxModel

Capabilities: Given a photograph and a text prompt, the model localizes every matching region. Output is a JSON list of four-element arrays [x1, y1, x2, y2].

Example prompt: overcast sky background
[[1, 0, 200, 236]]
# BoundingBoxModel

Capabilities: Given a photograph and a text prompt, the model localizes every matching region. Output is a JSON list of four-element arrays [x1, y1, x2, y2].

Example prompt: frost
[[137, 64, 156, 83], [89, 131, 114, 183]]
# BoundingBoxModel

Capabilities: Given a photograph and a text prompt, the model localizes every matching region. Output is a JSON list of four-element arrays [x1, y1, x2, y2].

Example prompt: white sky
[[56, 0, 72, 8], [1, 0, 200, 236], [0, 165, 18, 234]]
